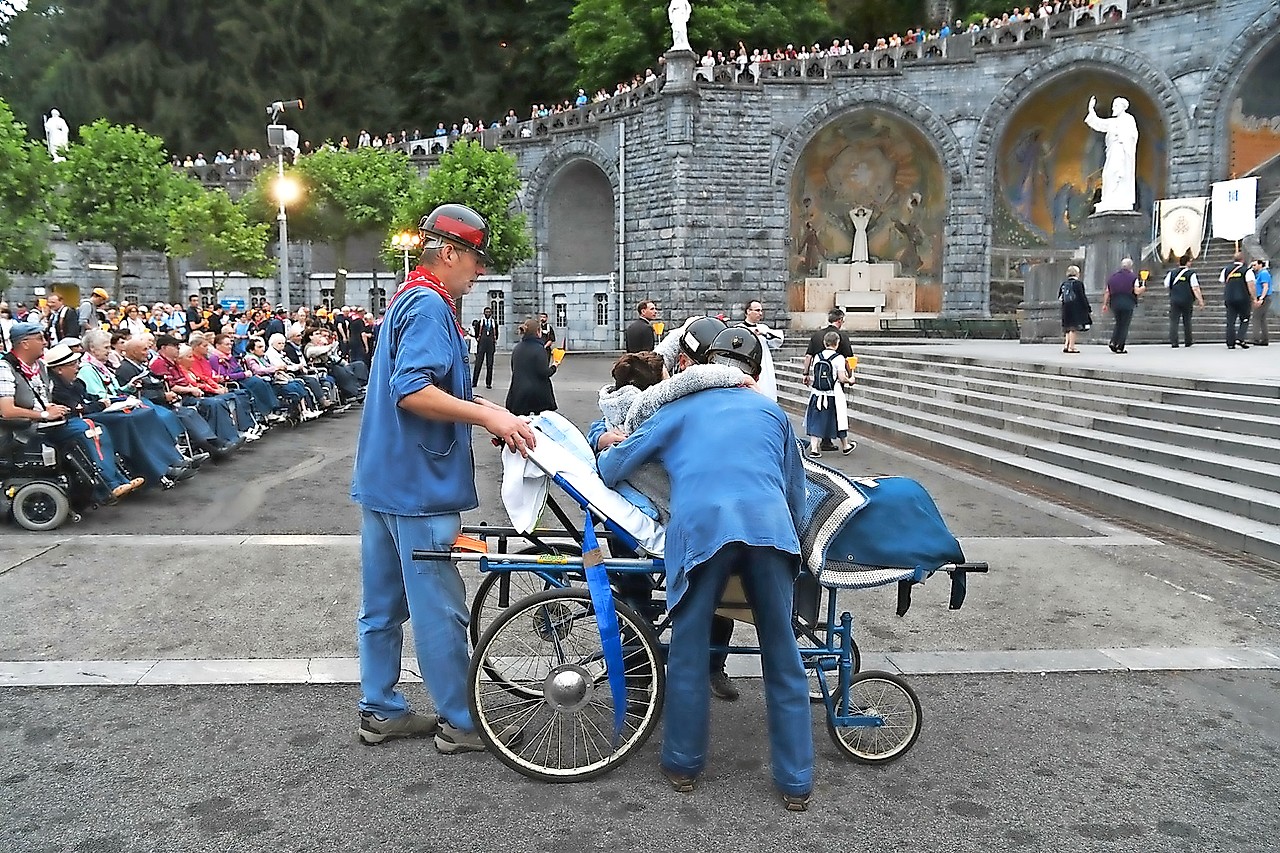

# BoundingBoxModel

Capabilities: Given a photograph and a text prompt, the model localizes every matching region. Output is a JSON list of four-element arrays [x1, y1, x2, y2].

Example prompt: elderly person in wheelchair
[[2, 323, 144, 527]]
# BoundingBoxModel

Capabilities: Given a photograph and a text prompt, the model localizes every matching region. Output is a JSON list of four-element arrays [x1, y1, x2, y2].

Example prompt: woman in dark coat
[[1059, 264, 1092, 353], [505, 317, 557, 415]]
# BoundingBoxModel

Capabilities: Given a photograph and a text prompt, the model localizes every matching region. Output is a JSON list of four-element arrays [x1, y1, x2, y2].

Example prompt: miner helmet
[[706, 326, 763, 378], [677, 316, 729, 364], [418, 203, 492, 265]]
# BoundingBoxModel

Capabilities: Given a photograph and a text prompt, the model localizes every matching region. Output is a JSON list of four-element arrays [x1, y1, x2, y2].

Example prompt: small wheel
[[468, 542, 582, 647], [826, 670, 921, 764], [468, 588, 665, 782], [796, 623, 859, 704], [11, 482, 71, 531]]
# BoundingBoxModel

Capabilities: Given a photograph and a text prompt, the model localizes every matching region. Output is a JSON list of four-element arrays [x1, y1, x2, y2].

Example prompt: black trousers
[[1226, 301, 1251, 347], [1110, 306, 1134, 350], [472, 341, 496, 387], [1169, 303, 1194, 346]]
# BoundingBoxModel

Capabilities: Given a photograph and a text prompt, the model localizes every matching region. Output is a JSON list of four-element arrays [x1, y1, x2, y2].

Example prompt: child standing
[[804, 331, 855, 457]]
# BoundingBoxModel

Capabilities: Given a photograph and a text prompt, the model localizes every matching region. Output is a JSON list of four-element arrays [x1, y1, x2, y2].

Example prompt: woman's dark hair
[[519, 317, 540, 337], [611, 352, 664, 391]]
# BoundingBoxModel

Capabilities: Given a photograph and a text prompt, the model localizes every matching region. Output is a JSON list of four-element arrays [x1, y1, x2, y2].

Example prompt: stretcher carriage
[[413, 414, 987, 783]]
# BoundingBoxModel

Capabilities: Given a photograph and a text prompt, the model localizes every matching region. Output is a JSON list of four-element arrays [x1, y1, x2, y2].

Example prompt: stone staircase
[[773, 346, 1280, 563]]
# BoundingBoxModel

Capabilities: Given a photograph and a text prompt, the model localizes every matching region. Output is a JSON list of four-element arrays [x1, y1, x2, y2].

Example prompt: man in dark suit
[[472, 306, 498, 389], [45, 293, 79, 345], [625, 300, 659, 353]]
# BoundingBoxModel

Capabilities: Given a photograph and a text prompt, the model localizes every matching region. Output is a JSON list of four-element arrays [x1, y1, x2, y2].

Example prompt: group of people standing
[[1060, 251, 1272, 352]]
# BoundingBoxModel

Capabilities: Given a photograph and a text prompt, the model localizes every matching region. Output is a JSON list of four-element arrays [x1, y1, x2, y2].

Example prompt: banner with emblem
[[1155, 197, 1209, 261], [1210, 177, 1259, 241]]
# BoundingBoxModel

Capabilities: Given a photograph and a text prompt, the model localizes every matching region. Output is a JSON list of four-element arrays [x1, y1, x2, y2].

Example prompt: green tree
[[389, 140, 531, 275], [0, 97, 55, 291], [245, 147, 420, 305], [167, 183, 275, 297], [569, 0, 835, 91], [56, 119, 174, 299], [825, 0, 927, 47]]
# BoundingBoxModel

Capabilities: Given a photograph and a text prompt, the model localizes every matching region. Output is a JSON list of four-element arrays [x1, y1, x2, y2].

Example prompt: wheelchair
[[0, 421, 103, 531]]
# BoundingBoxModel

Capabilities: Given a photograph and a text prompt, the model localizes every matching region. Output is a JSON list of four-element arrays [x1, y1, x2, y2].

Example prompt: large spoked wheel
[[826, 670, 922, 764], [10, 482, 71, 531], [796, 622, 859, 704], [468, 588, 665, 783], [468, 542, 583, 647]]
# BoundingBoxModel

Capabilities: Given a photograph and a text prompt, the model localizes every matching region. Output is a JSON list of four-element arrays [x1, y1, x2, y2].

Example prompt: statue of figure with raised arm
[[44, 109, 70, 162], [1084, 96, 1139, 213], [668, 0, 692, 52], [849, 206, 872, 262]]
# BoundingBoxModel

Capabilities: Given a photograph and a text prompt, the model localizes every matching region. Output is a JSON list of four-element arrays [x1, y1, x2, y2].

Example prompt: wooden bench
[[956, 319, 1020, 339]]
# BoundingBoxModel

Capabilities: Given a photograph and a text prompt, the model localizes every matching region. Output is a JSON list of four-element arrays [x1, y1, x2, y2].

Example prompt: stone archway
[[1197, 4, 1280, 180], [543, 159, 615, 276]]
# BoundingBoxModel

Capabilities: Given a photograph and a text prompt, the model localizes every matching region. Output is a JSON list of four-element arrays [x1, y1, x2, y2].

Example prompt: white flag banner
[[1210, 177, 1258, 241], [1156, 197, 1209, 261]]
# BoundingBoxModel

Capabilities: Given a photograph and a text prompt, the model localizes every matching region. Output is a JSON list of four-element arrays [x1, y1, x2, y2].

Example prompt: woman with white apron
[[803, 331, 855, 457]]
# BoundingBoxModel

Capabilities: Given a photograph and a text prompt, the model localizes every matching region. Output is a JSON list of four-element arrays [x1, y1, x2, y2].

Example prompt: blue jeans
[[46, 417, 128, 495], [357, 508, 473, 729], [662, 543, 813, 796]]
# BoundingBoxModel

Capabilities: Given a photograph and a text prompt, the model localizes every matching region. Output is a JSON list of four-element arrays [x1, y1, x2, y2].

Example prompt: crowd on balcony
[[172, 0, 1145, 172], [1, 293, 369, 512]]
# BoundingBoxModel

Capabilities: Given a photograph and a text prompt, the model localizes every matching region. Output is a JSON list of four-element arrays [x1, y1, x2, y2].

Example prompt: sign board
[[220, 298, 246, 312]]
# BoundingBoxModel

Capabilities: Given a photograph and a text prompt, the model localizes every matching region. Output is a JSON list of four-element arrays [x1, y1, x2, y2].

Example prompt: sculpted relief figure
[[668, 0, 692, 52], [44, 108, 70, 162], [1084, 96, 1139, 213], [848, 206, 872, 263]]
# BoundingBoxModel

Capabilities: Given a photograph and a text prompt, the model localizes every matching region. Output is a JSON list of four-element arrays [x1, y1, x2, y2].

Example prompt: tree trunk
[[166, 255, 181, 304], [333, 238, 349, 307], [113, 245, 124, 302]]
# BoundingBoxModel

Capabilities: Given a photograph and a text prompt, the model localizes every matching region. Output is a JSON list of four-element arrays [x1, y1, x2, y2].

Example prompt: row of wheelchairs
[[416, 478, 987, 784]]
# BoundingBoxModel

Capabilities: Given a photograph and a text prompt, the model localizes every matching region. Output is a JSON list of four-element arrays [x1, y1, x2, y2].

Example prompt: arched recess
[[774, 91, 961, 315], [1196, 2, 1280, 179], [543, 160, 616, 275]]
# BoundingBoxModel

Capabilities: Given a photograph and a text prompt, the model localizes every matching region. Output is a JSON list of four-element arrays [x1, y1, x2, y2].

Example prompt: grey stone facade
[[6, 0, 1278, 351]]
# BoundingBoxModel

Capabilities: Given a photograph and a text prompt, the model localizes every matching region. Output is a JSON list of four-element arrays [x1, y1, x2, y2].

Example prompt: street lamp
[[266, 98, 303, 312], [391, 230, 422, 278]]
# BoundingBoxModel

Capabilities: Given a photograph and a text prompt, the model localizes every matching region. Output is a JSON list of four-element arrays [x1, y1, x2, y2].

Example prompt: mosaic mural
[[789, 109, 947, 286], [993, 70, 1166, 249], [1229, 39, 1280, 177]]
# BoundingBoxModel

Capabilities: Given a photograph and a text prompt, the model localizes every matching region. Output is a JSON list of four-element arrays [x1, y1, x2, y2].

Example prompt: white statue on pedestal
[[668, 0, 692, 52], [44, 109, 70, 162], [849, 206, 872, 262], [1084, 96, 1139, 213]]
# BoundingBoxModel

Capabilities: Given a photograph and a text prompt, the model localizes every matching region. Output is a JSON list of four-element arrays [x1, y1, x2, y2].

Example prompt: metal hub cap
[[543, 665, 593, 712]]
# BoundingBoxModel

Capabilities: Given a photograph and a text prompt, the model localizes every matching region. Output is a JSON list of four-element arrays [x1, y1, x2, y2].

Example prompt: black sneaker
[[661, 765, 697, 793], [358, 710, 440, 745], [710, 671, 740, 702], [782, 791, 811, 812]]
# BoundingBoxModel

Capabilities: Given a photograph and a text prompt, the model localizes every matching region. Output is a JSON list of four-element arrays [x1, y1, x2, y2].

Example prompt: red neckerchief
[[16, 355, 41, 382], [392, 267, 466, 337]]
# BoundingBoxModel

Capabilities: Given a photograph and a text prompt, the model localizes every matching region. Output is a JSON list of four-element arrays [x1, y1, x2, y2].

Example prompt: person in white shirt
[[738, 299, 784, 401]]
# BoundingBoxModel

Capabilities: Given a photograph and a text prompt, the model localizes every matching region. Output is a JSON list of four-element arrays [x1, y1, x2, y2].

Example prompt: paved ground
[[2, 353, 1278, 852]]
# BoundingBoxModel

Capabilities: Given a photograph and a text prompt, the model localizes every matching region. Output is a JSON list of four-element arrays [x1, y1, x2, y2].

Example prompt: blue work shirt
[[1255, 269, 1271, 299], [597, 387, 806, 609], [350, 285, 477, 516]]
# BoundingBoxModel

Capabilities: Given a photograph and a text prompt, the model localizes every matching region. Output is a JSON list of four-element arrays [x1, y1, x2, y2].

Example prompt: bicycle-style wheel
[[826, 670, 921, 764]]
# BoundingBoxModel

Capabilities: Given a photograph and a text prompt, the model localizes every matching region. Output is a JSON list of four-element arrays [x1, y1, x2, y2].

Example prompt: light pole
[[265, 98, 303, 311], [391, 231, 422, 279]]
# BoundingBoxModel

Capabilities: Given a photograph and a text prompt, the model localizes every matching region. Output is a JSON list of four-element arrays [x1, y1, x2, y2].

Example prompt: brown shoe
[[111, 477, 145, 499], [783, 791, 811, 812], [661, 765, 697, 793]]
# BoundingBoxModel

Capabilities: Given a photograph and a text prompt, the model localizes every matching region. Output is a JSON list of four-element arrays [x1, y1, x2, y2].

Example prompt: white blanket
[[500, 412, 667, 557]]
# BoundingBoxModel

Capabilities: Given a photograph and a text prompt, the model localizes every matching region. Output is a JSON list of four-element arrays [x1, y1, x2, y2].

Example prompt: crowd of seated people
[[1, 299, 368, 521]]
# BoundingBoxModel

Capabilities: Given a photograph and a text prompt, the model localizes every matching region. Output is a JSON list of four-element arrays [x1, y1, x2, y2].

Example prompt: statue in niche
[[848, 206, 872, 262], [668, 0, 692, 52], [890, 192, 926, 273], [798, 220, 823, 274], [1084, 96, 1139, 213], [44, 109, 70, 162]]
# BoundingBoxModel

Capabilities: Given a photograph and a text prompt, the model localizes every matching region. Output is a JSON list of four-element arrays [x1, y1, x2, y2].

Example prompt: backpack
[[812, 351, 838, 393], [1059, 280, 1077, 304]]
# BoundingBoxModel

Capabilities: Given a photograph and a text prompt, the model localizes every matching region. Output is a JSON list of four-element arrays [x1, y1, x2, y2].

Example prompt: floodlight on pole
[[266, 97, 303, 312]]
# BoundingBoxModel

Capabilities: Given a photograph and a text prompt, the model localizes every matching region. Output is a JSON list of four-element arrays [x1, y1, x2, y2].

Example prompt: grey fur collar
[[597, 383, 642, 432], [623, 364, 747, 434]]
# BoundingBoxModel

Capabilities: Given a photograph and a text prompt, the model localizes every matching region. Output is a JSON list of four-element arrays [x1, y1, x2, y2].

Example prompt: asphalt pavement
[[2, 352, 1278, 852]]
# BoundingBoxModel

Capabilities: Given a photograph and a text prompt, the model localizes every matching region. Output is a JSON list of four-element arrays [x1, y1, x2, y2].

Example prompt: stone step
[[775, 349, 1280, 411], [796, 378, 1280, 522], [825, 352, 1280, 425], [775, 389, 1280, 564], [787, 366, 1280, 470]]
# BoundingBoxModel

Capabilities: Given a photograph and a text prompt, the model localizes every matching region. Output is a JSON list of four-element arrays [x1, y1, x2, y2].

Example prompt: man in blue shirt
[[350, 204, 535, 752], [1251, 258, 1271, 346], [598, 329, 813, 811]]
